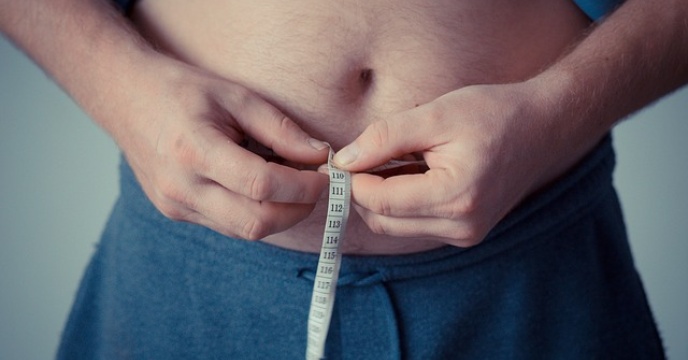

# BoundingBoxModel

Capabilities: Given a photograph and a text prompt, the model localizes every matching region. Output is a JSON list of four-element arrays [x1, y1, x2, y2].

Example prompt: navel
[[359, 68, 374, 84], [336, 66, 376, 105], [356, 67, 375, 98]]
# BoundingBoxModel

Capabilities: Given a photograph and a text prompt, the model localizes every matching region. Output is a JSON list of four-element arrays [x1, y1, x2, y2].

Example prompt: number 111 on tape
[[306, 148, 351, 360]]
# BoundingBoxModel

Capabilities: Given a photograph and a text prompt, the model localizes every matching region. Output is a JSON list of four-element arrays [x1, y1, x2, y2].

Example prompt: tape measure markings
[[240, 137, 427, 356], [306, 147, 351, 360]]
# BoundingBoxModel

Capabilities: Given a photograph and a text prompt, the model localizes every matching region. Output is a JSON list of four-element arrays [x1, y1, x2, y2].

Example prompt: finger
[[199, 126, 329, 204], [188, 181, 317, 240], [353, 204, 484, 247], [349, 170, 464, 219], [217, 87, 329, 164], [332, 109, 445, 172]]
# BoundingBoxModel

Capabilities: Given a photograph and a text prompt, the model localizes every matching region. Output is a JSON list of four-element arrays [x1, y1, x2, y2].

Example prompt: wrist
[[515, 71, 611, 192], [526, 67, 611, 146]]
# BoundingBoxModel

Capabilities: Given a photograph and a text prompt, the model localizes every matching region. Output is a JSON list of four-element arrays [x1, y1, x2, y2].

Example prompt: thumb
[[333, 114, 433, 172]]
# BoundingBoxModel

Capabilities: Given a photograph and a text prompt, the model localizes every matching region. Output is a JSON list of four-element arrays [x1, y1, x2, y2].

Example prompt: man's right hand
[[115, 59, 329, 240], [0, 0, 329, 240]]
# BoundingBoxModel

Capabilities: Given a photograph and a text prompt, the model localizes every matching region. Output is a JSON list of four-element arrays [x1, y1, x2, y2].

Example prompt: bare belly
[[131, 0, 590, 254]]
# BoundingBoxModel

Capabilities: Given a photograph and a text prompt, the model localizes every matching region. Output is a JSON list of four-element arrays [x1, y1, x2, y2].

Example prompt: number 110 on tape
[[306, 152, 351, 360]]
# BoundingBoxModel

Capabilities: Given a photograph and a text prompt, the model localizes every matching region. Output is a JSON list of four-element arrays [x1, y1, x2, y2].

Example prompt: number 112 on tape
[[305, 147, 351, 360]]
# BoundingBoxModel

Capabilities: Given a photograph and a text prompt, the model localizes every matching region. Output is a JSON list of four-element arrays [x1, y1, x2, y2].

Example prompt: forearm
[[534, 0, 687, 140], [0, 0, 158, 135]]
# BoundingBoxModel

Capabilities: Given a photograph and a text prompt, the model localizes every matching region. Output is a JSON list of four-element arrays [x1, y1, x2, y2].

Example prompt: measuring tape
[[241, 138, 424, 359], [305, 147, 351, 360], [304, 147, 426, 360]]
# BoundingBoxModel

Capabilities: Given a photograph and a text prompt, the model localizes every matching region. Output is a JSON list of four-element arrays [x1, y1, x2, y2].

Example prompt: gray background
[[1, 34, 686, 359]]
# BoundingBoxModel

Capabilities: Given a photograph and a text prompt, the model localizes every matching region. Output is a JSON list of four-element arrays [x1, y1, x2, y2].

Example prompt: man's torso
[[131, 0, 590, 254]]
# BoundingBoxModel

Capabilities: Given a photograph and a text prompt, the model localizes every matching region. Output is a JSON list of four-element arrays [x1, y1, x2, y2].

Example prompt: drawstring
[[298, 269, 402, 360], [298, 269, 385, 287], [377, 282, 402, 360]]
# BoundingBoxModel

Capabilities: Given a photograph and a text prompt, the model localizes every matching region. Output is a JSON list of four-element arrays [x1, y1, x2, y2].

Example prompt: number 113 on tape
[[305, 147, 351, 360]]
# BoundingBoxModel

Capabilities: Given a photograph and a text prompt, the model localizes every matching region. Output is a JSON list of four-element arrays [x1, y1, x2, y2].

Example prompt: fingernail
[[317, 163, 329, 174], [333, 144, 358, 166], [308, 138, 329, 151]]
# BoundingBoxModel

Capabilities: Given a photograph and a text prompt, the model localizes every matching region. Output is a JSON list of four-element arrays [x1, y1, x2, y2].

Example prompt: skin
[[1, 0, 687, 255], [333, 0, 688, 247]]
